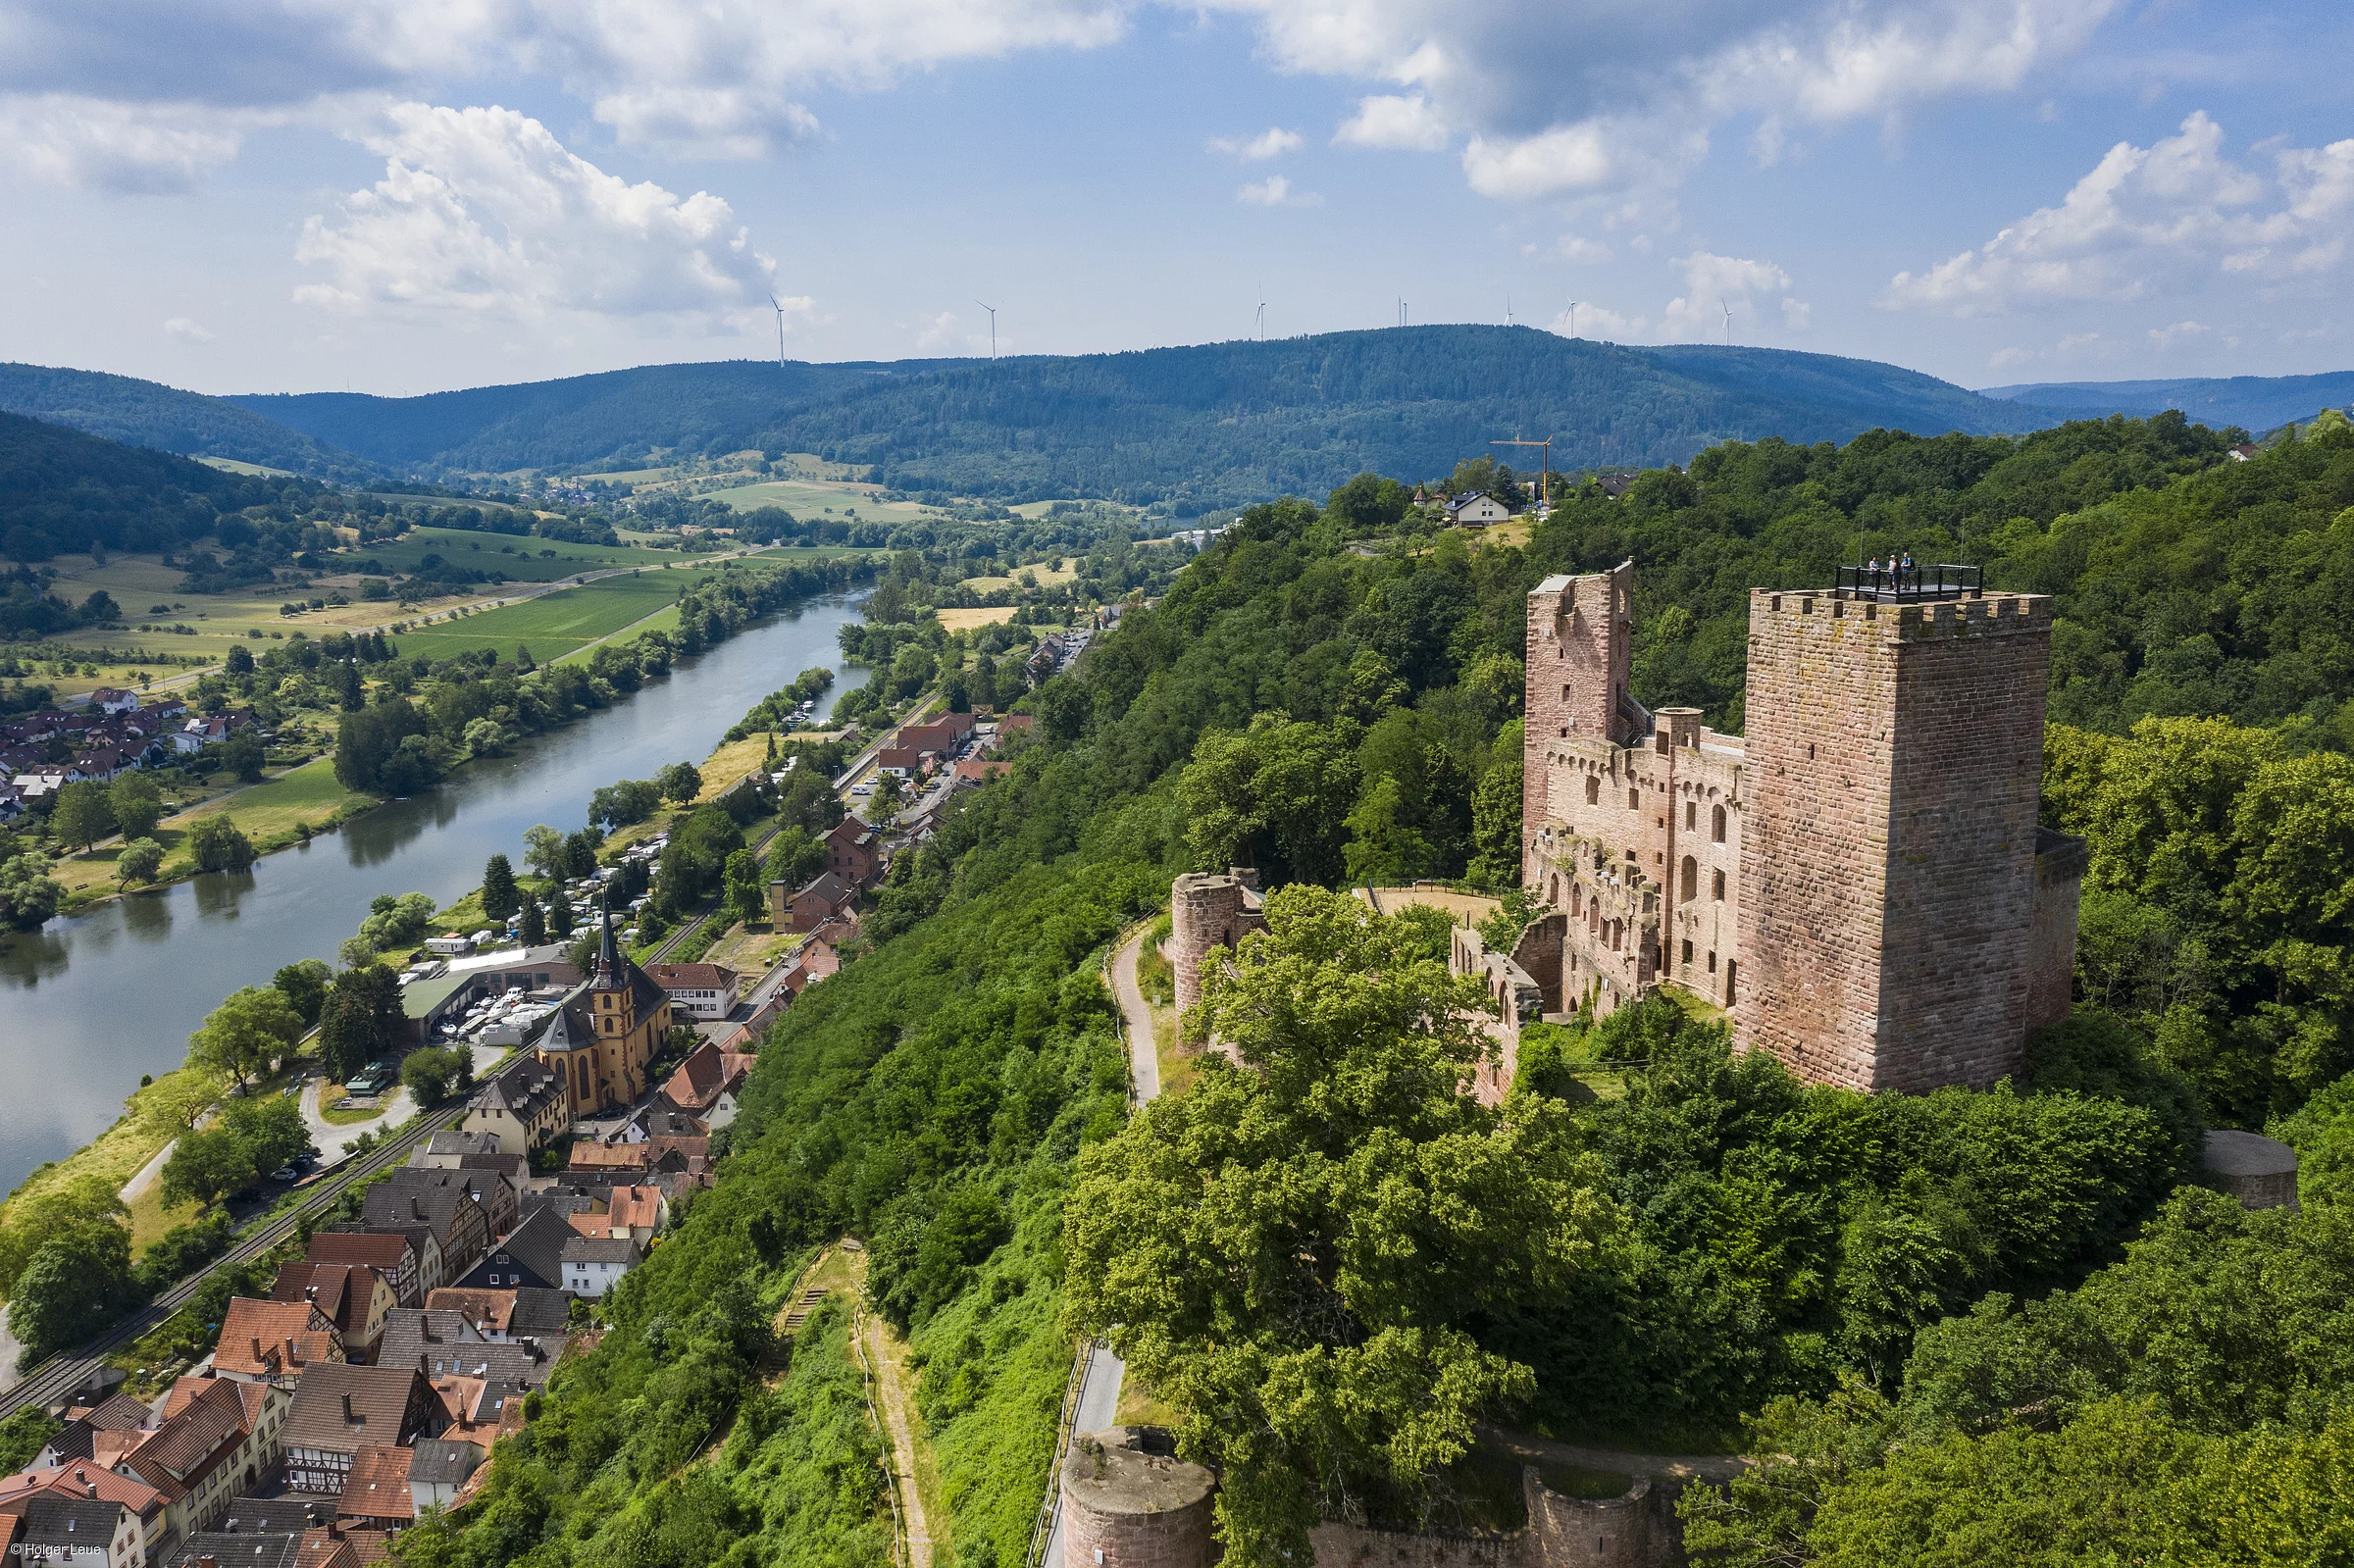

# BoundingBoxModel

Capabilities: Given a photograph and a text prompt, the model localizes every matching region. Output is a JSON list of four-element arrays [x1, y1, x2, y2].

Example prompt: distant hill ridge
[[1979, 372, 2354, 434], [10, 332, 2345, 513]]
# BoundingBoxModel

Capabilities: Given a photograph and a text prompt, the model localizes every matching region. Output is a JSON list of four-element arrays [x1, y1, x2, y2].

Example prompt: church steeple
[[593, 890, 621, 987]]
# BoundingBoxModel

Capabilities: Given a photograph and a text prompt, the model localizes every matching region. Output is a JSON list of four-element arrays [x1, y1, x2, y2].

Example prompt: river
[[0, 593, 871, 1196]]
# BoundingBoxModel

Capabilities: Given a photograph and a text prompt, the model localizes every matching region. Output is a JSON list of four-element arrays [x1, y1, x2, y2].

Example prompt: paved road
[[0, 1096, 468, 1419], [1039, 927, 1161, 1568]]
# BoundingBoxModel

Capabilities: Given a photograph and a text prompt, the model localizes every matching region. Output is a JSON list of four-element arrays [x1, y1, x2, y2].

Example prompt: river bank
[[0, 591, 872, 1199]]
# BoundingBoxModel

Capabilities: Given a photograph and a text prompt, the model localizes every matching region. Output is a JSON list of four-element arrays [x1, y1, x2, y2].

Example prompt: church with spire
[[530, 896, 673, 1117]]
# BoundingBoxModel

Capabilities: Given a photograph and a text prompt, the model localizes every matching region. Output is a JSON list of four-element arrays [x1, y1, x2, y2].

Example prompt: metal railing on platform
[[1831, 563, 1982, 601]]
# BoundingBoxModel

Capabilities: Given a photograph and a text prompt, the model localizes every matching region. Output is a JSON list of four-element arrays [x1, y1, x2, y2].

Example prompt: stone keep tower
[[1736, 588, 2058, 1092]]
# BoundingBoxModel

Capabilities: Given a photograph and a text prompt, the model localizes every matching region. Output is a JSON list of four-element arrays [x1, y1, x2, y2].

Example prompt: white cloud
[[1204, 0, 2120, 202], [1556, 235, 1612, 264], [1549, 303, 1646, 339], [162, 316, 214, 342], [1781, 297, 1812, 329], [1662, 251, 1796, 339], [2147, 319, 2210, 348], [293, 103, 775, 322], [1334, 93, 1447, 151], [1885, 112, 2354, 313], [0, 94, 249, 193], [1, 0, 2127, 204], [1987, 345, 2033, 369], [1237, 174, 1320, 206], [1209, 126, 1303, 160], [0, 0, 1133, 169]]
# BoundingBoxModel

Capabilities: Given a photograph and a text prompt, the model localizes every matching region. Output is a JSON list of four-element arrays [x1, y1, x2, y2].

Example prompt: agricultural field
[[330, 525, 678, 582], [384, 567, 726, 663], [937, 607, 1016, 632], [701, 474, 936, 524], [960, 560, 1079, 592]]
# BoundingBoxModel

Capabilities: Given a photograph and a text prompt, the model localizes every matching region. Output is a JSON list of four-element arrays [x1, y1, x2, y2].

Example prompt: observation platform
[[1828, 563, 1983, 603]]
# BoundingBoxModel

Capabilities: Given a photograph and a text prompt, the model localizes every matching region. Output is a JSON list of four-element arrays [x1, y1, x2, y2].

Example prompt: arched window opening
[[1685, 801, 1696, 830], [1713, 868, 1726, 901], [1679, 856, 1698, 901], [1585, 775, 1601, 806], [1713, 804, 1727, 842]]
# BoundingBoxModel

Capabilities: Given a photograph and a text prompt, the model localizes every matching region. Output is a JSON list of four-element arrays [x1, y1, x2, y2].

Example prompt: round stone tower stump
[[1062, 1427, 1216, 1568], [1170, 874, 1250, 1042], [2204, 1129, 2299, 1210]]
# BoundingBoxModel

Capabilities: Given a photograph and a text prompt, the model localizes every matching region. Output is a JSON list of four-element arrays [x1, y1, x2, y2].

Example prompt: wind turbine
[[974, 299, 998, 359], [1506, 292, 1513, 328], [767, 294, 789, 367], [1720, 298, 1732, 346], [1566, 301, 1580, 338], [1256, 281, 1265, 342]]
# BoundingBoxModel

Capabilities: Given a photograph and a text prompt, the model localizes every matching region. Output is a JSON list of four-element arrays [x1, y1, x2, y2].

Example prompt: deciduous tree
[[108, 773, 164, 840], [49, 780, 115, 851], [115, 836, 164, 887], [187, 986, 304, 1087], [1064, 885, 1612, 1565]]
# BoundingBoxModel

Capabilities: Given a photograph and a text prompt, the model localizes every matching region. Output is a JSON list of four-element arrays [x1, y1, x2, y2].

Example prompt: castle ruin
[[1506, 561, 2086, 1094]]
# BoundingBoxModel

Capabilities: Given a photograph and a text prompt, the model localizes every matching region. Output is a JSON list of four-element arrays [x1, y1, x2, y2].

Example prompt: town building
[[527, 908, 671, 1118], [450, 1207, 571, 1293], [644, 962, 740, 1020], [1493, 562, 2086, 1095], [559, 1235, 641, 1298], [1443, 492, 1512, 527], [779, 872, 853, 935], [460, 1058, 570, 1156], [658, 1040, 751, 1121], [210, 1298, 339, 1387], [279, 1366, 439, 1495], [826, 816, 882, 886], [270, 1257, 399, 1357]]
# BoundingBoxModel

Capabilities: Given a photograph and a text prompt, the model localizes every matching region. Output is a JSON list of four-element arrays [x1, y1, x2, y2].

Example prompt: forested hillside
[[393, 410, 2354, 1567], [749, 329, 2060, 511], [1, 410, 289, 562], [166, 330, 2075, 503], [0, 364, 377, 481], [230, 359, 952, 475]]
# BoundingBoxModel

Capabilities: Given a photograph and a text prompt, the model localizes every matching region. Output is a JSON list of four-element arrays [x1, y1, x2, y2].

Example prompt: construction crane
[[1490, 436, 1556, 518]]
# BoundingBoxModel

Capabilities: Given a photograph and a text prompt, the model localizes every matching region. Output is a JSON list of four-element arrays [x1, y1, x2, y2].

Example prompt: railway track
[[0, 1097, 470, 1421]]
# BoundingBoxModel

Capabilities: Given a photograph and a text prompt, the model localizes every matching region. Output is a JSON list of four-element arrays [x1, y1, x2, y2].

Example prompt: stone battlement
[[1754, 587, 2053, 644]]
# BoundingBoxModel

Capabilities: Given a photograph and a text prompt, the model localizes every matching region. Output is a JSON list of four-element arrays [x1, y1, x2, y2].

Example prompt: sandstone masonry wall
[[1736, 590, 2054, 1091]]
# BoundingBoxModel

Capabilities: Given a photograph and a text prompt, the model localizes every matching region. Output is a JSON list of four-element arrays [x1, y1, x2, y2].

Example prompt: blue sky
[[1, 0, 2347, 397]]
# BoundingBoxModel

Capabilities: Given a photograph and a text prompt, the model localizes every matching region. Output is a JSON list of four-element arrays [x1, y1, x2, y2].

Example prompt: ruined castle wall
[[1737, 590, 2053, 1091], [1524, 567, 1634, 886], [1524, 707, 1743, 1021]]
